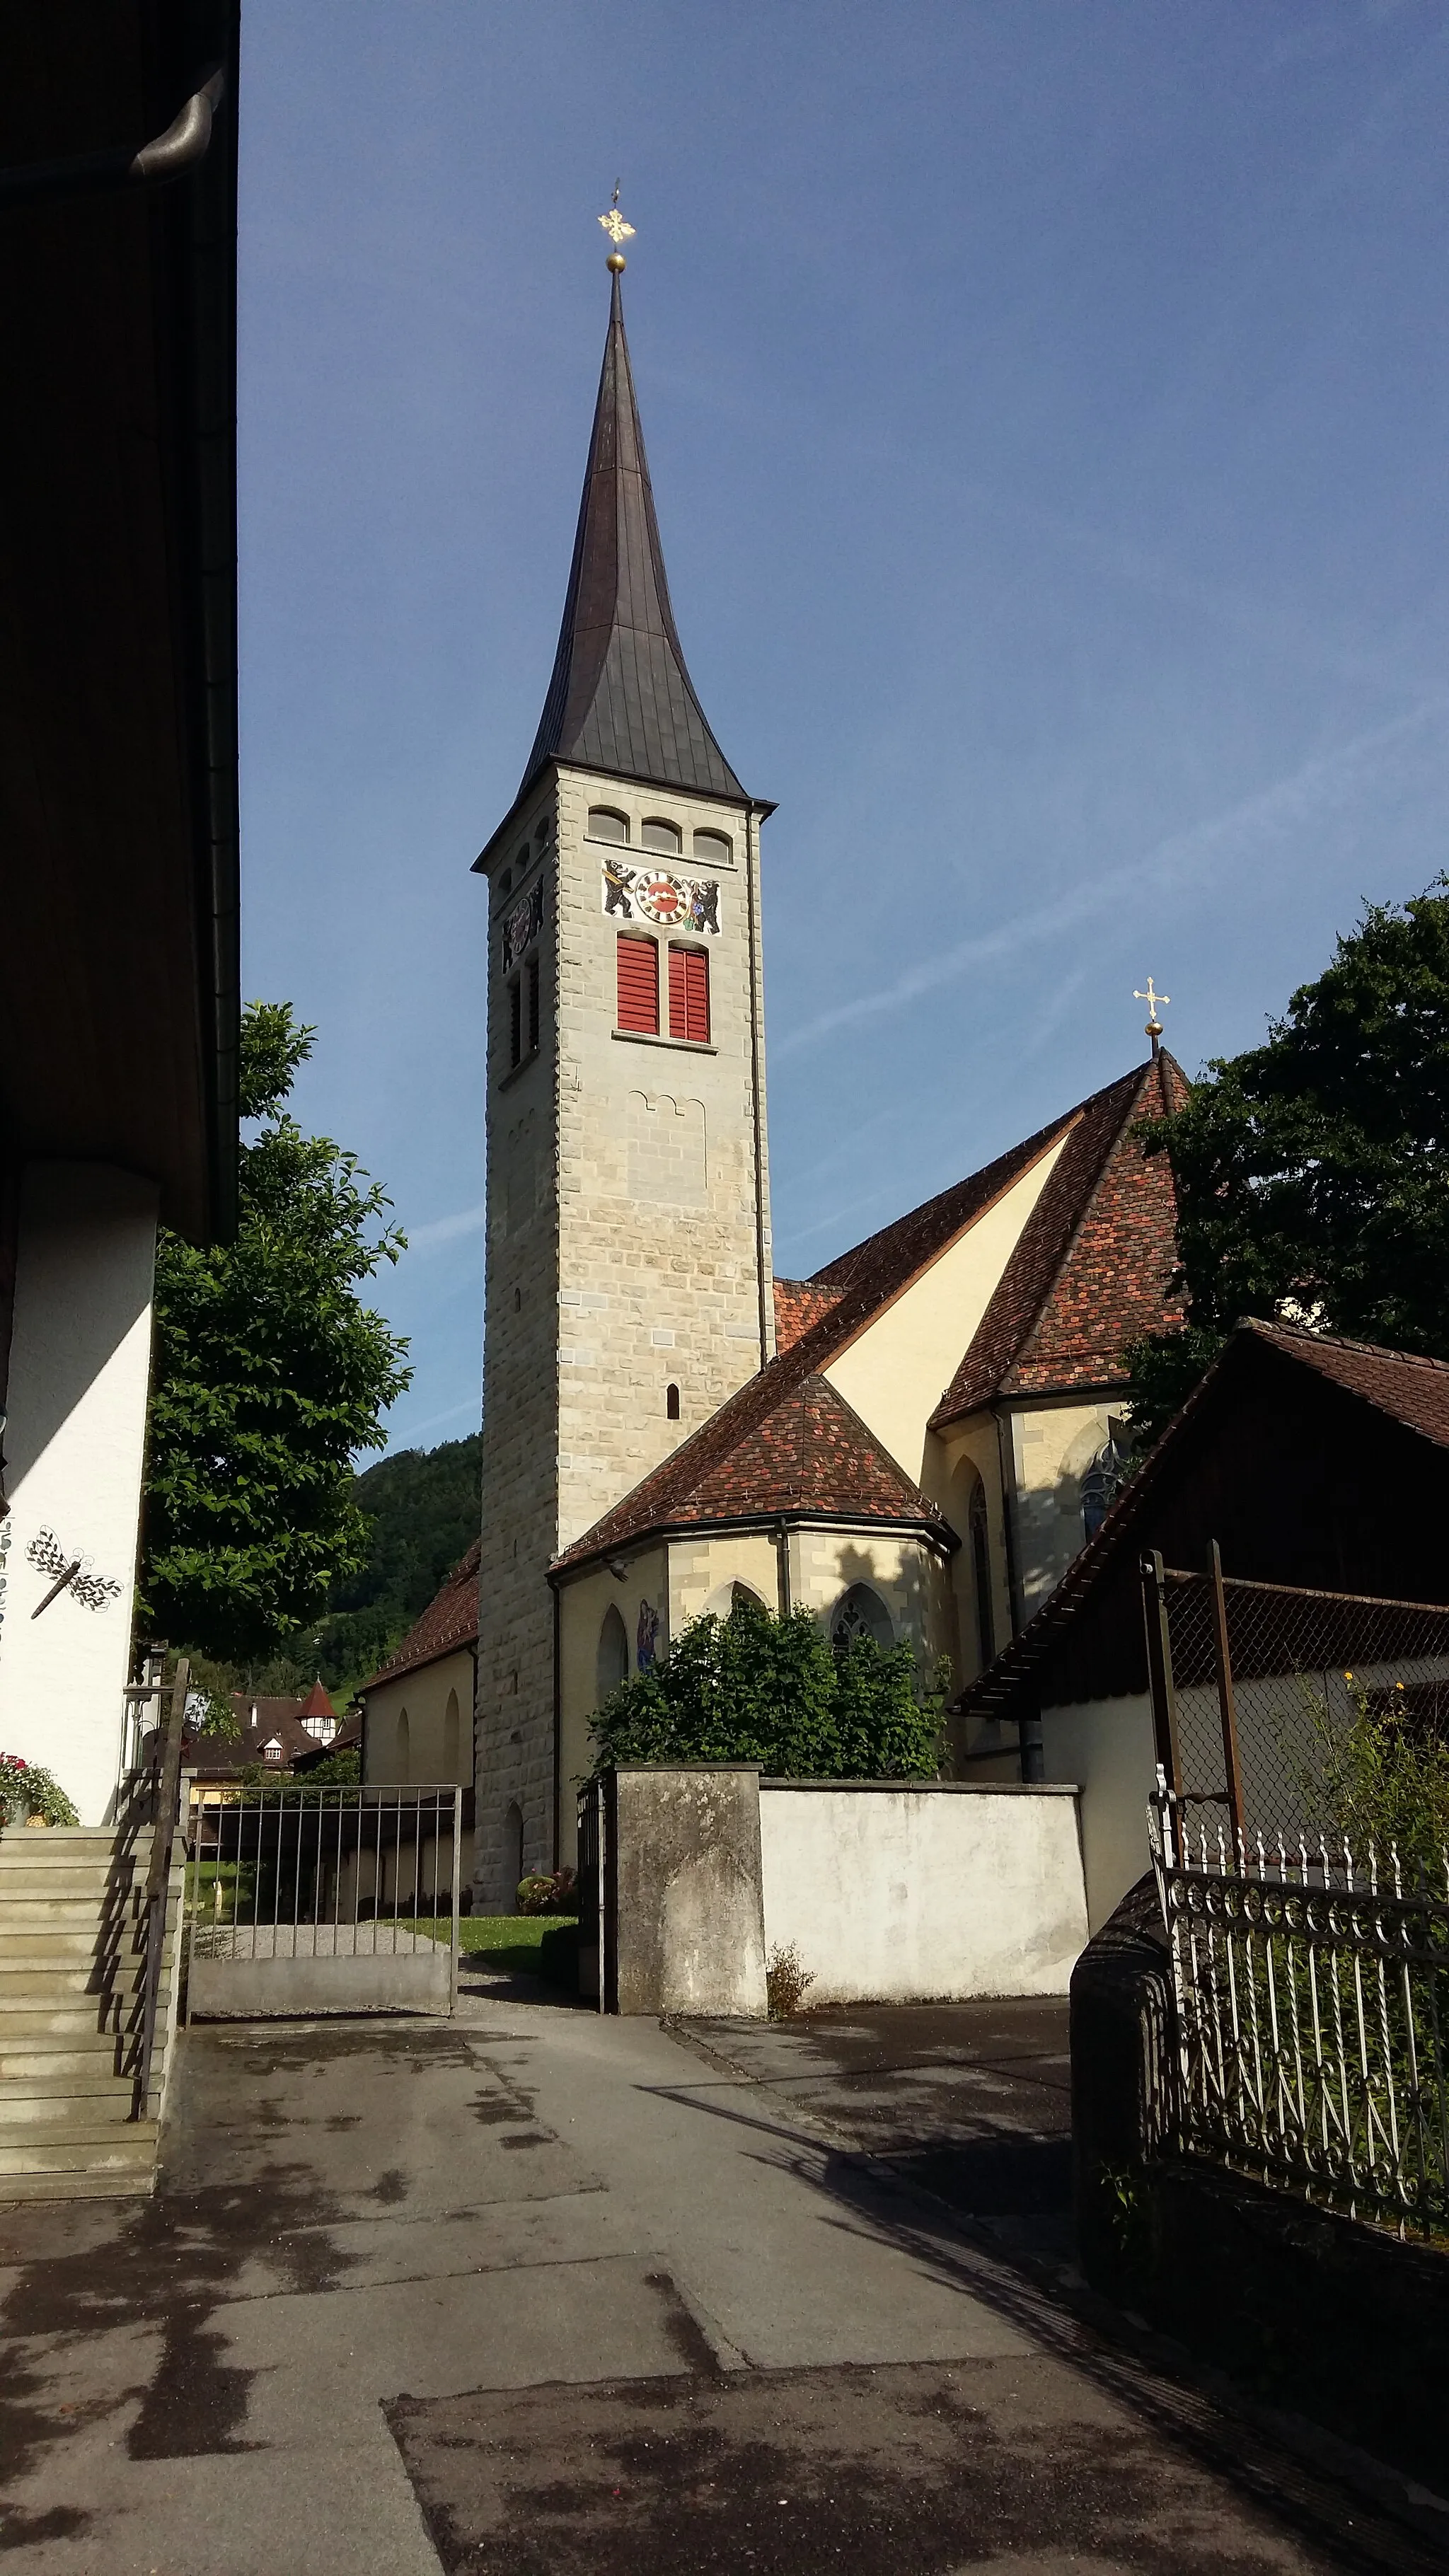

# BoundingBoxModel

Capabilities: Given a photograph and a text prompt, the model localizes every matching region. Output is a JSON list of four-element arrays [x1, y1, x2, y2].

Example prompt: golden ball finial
[[606, 250, 626, 273]]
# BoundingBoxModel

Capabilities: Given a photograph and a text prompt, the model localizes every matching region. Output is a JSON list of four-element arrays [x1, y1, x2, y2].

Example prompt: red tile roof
[[553, 1372, 954, 1571], [360, 1537, 481, 1692], [1244, 1319, 1449, 1449], [931, 1053, 1186, 1426], [773, 1278, 843, 1354], [554, 1061, 1181, 1573], [299, 1678, 335, 1720]]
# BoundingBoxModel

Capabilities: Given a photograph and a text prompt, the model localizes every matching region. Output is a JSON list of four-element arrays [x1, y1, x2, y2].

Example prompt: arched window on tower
[[640, 816, 681, 854], [692, 828, 731, 864], [666, 1382, 681, 1419], [596, 1604, 629, 1704], [831, 1583, 894, 1650], [588, 807, 629, 843], [969, 1484, 995, 1672]]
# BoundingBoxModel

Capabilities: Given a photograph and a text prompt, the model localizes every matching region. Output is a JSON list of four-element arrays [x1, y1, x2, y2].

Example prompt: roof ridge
[[553, 1365, 954, 1573], [1247, 1317, 1449, 1373]]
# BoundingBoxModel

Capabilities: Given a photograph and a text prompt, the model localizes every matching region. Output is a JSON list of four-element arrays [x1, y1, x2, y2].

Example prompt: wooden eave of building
[[0, 1, 241, 1244]]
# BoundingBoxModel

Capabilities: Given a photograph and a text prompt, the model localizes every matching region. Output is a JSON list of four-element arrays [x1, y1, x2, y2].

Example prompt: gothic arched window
[[1082, 1422, 1133, 1540], [588, 807, 629, 843], [969, 1484, 995, 1671], [596, 1604, 629, 1704], [640, 816, 681, 854], [831, 1583, 894, 1650], [666, 1382, 681, 1419]]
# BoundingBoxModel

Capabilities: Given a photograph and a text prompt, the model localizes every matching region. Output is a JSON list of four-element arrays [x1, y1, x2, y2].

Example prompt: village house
[[955, 1318, 1449, 1928]]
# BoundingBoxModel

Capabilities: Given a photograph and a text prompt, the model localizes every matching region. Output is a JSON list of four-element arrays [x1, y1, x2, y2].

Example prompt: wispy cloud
[[775, 701, 1449, 1062], [391, 1395, 480, 1441], [406, 1201, 487, 1254]]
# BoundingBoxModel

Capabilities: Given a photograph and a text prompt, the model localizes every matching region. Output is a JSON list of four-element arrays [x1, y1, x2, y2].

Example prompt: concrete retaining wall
[[611, 1766, 767, 2016], [599, 1767, 1089, 2014], [759, 1781, 1088, 2003]]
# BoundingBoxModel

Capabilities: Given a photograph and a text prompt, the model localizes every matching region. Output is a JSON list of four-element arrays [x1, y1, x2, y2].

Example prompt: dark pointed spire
[[518, 273, 745, 805]]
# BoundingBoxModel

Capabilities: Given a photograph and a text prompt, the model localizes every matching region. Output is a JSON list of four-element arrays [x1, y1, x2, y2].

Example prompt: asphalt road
[[0, 1974, 1442, 2575]]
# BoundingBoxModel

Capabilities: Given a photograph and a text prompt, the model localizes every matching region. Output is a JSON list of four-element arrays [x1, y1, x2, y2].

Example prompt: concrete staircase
[[0, 1820, 183, 2202]]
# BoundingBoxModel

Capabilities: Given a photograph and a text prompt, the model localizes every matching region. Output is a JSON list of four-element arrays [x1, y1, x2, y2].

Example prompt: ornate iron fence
[[1148, 1782, 1449, 2236]]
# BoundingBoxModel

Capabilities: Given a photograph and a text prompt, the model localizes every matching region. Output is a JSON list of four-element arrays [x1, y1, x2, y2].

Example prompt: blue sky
[[238, 1, 1449, 1453]]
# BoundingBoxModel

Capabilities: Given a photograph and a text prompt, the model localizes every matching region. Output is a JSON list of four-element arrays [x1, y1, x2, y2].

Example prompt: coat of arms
[[601, 867, 721, 932]]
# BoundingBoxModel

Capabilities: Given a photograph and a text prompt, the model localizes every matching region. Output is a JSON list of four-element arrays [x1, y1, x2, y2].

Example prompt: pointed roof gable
[[300, 1678, 334, 1721], [930, 1053, 1187, 1428], [552, 1372, 954, 1573], [517, 274, 745, 809]]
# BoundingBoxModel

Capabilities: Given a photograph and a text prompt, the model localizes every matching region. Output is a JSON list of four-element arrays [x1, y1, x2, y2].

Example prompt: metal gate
[[181, 1779, 461, 2018]]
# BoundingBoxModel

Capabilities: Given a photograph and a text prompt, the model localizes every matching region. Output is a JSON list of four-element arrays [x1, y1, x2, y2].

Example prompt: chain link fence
[[1145, 1557, 1449, 1847]]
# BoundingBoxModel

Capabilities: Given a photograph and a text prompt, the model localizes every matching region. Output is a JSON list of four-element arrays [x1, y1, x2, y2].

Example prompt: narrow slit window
[[666, 1382, 681, 1420], [509, 975, 523, 1068], [667, 944, 710, 1044], [616, 935, 659, 1034], [526, 954, 541, 1053]]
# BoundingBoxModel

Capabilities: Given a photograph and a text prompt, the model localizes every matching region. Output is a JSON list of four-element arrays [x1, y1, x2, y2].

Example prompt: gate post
[[1141, 1553, 1183, 1854], [1207, 1540, 1246, 1855]]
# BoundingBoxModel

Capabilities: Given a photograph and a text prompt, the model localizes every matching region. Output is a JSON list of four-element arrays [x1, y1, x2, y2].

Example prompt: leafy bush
[[295, 1748, 362, 1785], [517, 1866, 577, 1917], [588, 1594, 940, 1779], [1293, 1676, 1449, 1877], [766, 1942, 816, 2019], [0, 1755, 80, 1828]]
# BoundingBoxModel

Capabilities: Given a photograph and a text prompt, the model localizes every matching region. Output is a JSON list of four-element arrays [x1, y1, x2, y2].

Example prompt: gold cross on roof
[[1133, 976, 1170, 1027], [599, 183, 635, 249]]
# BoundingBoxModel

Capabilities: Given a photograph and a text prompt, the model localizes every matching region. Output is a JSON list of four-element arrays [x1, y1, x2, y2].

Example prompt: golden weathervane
[[599, 183, 635, 270]]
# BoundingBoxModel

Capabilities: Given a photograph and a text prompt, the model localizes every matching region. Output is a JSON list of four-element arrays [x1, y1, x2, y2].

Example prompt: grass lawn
[[400, 1914, 579, 1987]]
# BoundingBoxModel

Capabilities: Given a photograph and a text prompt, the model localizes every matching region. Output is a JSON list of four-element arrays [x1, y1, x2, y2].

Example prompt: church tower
[[471, 256, 775, 1906]]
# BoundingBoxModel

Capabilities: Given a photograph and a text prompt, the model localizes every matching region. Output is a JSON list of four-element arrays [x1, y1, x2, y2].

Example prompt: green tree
[[1127, 884, 1449, 1443], [142, 1003, 412, 1661], [589, 1594, 939, 1780]]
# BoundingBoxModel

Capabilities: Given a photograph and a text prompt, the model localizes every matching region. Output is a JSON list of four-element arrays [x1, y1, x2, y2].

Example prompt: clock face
[[635, 872, 688, 925]]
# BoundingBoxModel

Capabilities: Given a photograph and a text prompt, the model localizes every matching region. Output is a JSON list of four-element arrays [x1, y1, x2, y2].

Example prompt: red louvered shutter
[[616, 935, 659, 1033], [668, 944, 710, 1044]]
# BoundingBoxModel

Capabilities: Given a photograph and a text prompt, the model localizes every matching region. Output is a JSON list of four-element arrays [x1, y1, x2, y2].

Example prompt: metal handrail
[[135, 1658, 189, 2115]]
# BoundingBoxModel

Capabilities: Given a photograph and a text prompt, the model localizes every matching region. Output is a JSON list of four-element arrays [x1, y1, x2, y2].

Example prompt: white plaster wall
[[0, 1164, 158, 1824], [758, 1783, 1087, 2001], [822, 1129, 1071, 1486], [1039, 1693, 1157, 1931]]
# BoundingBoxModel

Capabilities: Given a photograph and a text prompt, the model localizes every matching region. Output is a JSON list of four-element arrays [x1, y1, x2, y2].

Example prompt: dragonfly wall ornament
[[26, 1527, 125, 1619]]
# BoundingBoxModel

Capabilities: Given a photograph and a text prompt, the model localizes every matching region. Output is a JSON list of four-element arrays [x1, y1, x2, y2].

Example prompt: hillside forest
[[189, 1432, 480, 1711]]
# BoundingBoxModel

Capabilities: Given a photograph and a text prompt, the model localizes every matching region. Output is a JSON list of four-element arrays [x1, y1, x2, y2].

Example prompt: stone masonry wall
[[474, 763, 775, 1907]]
